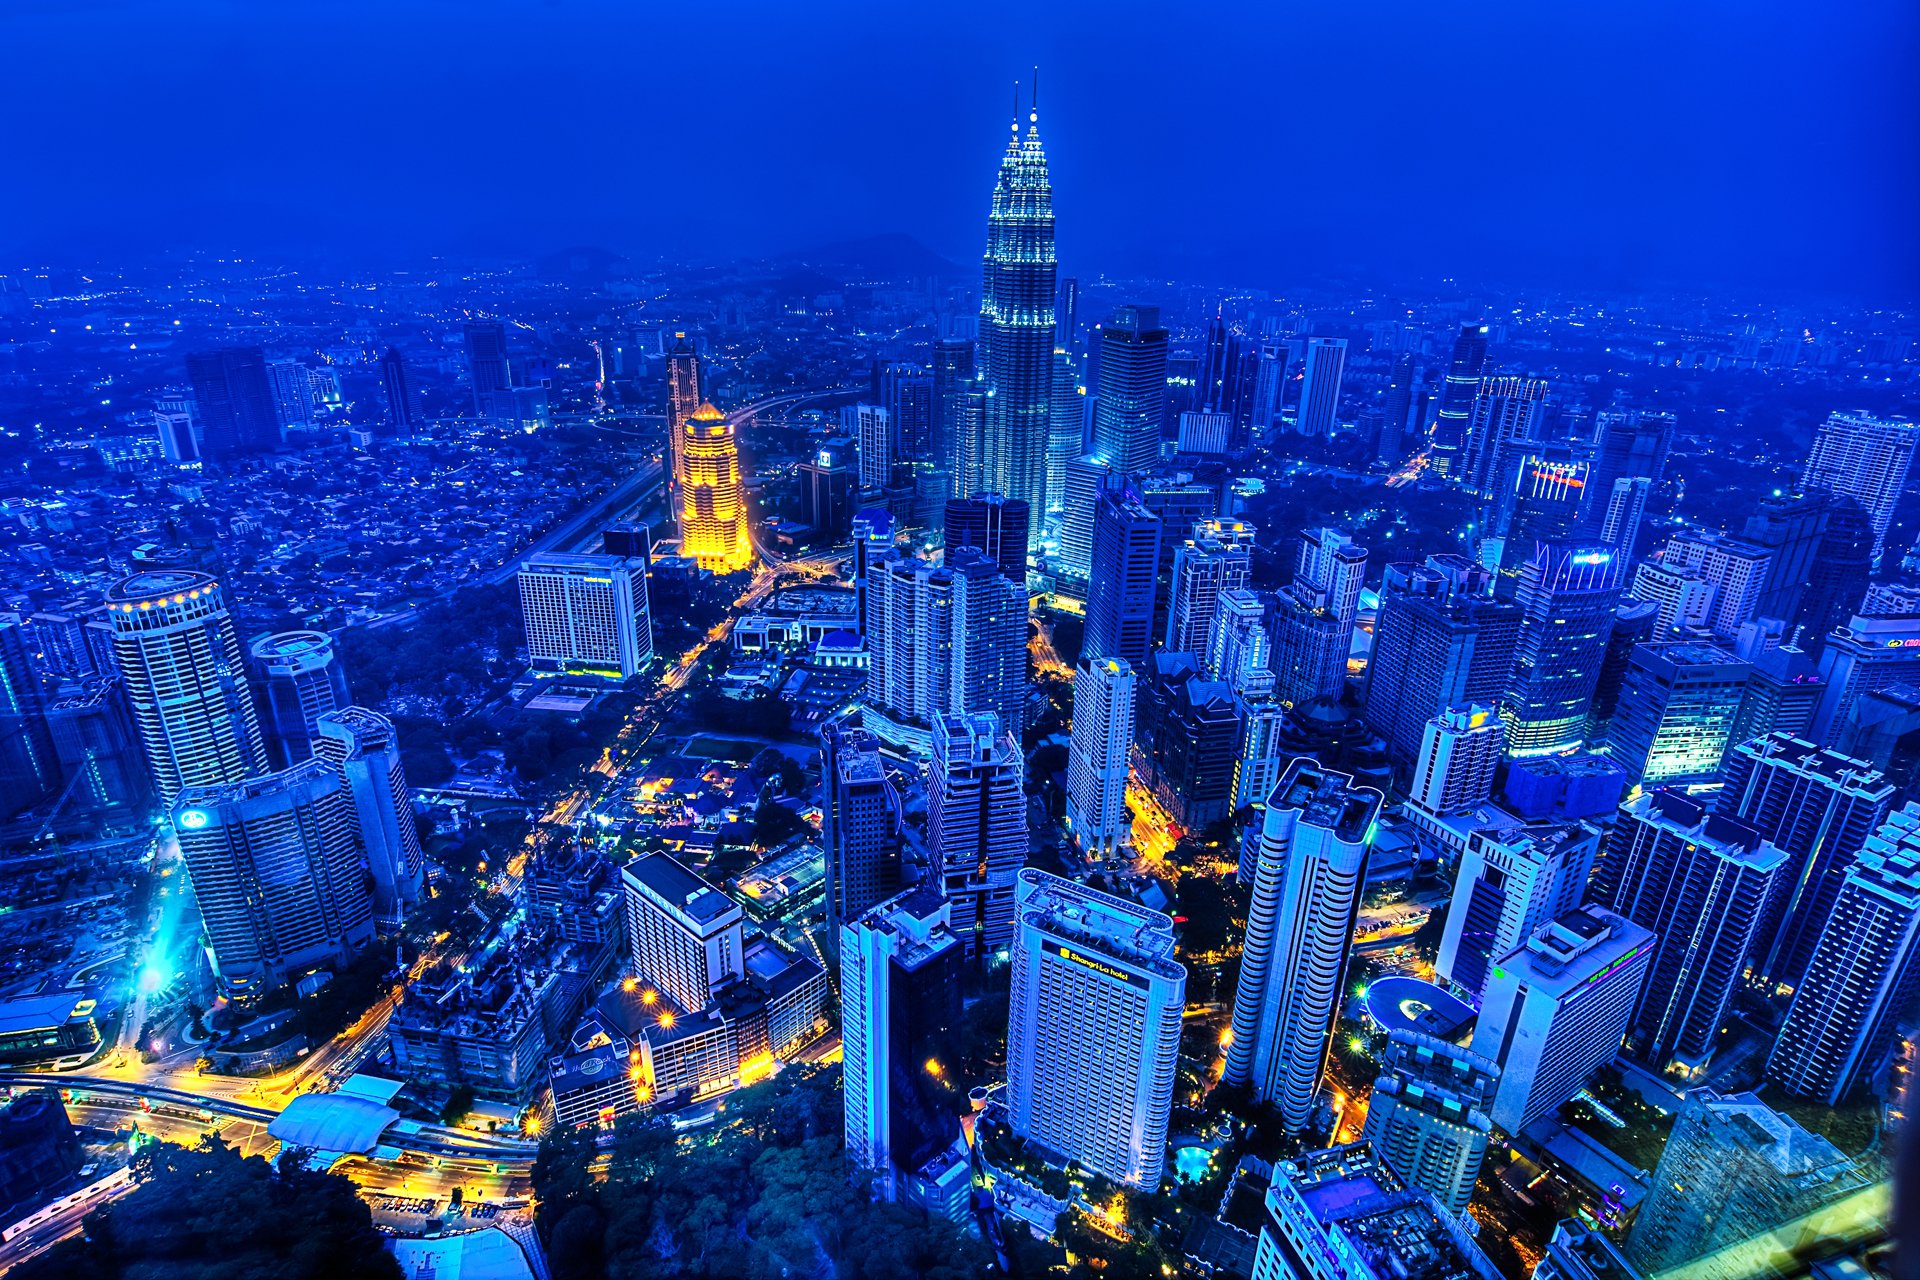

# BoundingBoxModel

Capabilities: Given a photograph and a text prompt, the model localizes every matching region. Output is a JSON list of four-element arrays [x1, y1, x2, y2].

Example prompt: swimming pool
[[1172, 1145, 1212, 1181]]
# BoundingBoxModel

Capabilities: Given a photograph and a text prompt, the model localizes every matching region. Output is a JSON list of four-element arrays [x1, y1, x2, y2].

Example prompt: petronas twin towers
[[978, 81, 1058, 548]]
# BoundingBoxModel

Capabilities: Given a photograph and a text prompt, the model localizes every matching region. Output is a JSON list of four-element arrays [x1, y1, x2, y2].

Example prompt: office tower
[[1165, 524, 1254, 654], [185, 346, 282, 459], [1721, 733, 1894, 993], [1067, 657, 1136, 858], [1471, 905, 1655, 1133], [1410, 704, 1504, 817], [1597, 476, 1654, 556], [1270, 528, 1368, 708], [947, 549, 1028, 736], [1580, 409, 1673, 536], [1584, 599, 1660, 748], [1090, 305, 1169, 474], [1134, 652, 1242, 830], [1627, 1089, 1874, 1276], [1742, 492, 1830, 624], [1627, 559, 1715, 635], [105, 570, 267, 806], [821, 724, 905, 951], [1292, 337, 1348, 438], [171, 758, 377, 997], [1438, 820, 1603, 999], [863, 551, 955, 728], [1461, 376, 1549, 498], [621, 852, 745, 1013], [1198, 311, 1234, 415], [664, 331, 702, 517], [1596, 790, 1785, 1074], [1501, 543, 1624, 757], [1606, 642, 1750, 789], [1800, 411, 1919, 567], [1498, 753, 1622, 838], [248, 630, 352, 767], [1810, 611, 1920, 742], [1250, 343, 1287, 442], [1249, 1143, 1501, 1280], [47, 677, 149, 815], [1175, 409, 1230, 457], [929, 338, 975, 493], [928, 713, 1025, 961], [1361, 559, 1520, 776], [267, 359, 314, 430], [1234, 698, 1289, 813], [798, 436, 859, 538], [0, 616, 60, 818], [1046, 347, 1083, 506], [1863, 580, 1920, 616], [1226, 759, 1381, 1129], [1534, 1221, 1648, 1280], [1726, 640, 1824, 748], [843, 403, 894, 491], [943, 492, 1030, 580], [1798, 495, 1876, 646], [1377, 353, 1417, 466], [1207, 588, 1273, 696], [1083, 492, 1162, 669], [949, 384, 987, 499], [841, 887, 964, 1200], [463, 322, 512, 421], [1658, 530, 1775, 637], [601, 521, 652, 561], [517, 553, 654, 679], [150, 407, 200, 463], [1833, 685, 1920, 798], [1007, 869, 1185, 1189], [1766, 804, 1920, 1105], [977, 96, 1058, 540], [377, 346, 418, 434], [678, 402, 754, 573], [311, 706, 423, 929], [1490, 448, 1593, 574], [1430, 323, 1489, 477], [851, 509, 896, 637], [882, 363, 932, 459], [1054, 454, 1113, 583], [1360, 1032, 1500, 1216]]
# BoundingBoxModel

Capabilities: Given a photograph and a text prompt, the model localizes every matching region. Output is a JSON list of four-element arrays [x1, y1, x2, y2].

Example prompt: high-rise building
[[1090, 305, 1169, 474], [1534, 1222, 1648, 1280], [943, 492, 1030, 581], [517, 553, 654, 680], [1742, 492, 1831, 625], [106, 570, 268, 806], [1721, 733, 1894, 994], [46, 676, 148, 816], [1501, 543, 1625, 757], [267, 359, 314, 430], [1359, 1031, 1500, 1216], [1207, 588, 1273, 696], [863, 551, 955, 730], [1067, 657, 1136, 859], [929, 338, 975, 497], [664, 331, 701, 517], [1799, 411, 1919, 567], [882, 363, 932, 460], [1225, 759, 1381, 1130], [378, 347, 418, 434], [0, 617, 60, 819], [1134, 652, 1242, 830], [844, 403, 894, 491], [185, 346, 282, 460], [821, 724, 904, 950], [1292, 337, 1348, 438], [1470, 904, 1654, 1134], [1055, 453, 1114, 584], [1460, 376, 1549, 498], [1725, 638, 1824, 749], [929, 713, 1025, 961], [946, 548, 1028, 736], [1165, 523, 1254, 654], [1490, 449, 1594, 575], [1580, 410, 1673, 543], [248, 630, 352, 767], [1083, 491, 1162, 669], [1007, 869, 1185, 1189], [1596, 475, 1654, 557], [1767, 804, 1920, 1105], [1409, 703, 1504, 817], [1430, 323, 1490, 478], [1377, 352, 1417, 466], [798, 436, 859, 539], [621, 852, 745, 1014], [678, 402, 754, 573], [1606, 642, 1750, 789], [851, 509, 896, 638], [1809, 612, 1920, 741], [463, 322, 513, 421], [1585, 599, 1661, 746], [1627, 559, 1716, 635], [1798, 496, 1877, 645], [1658, 530, 1776, 638], [1046, 347, 1084, 506], [1438, 819, 1602, 999], [978, 96, 1058, 539], [171, 758, 377, 997], [841, 886, 964, 1200], [1626, 1089, 1874, 1276], [151, 408, 200, 463], [1270, 528, 1368, 708], [312, 706, 423, 930], [1596, 790, 1785, 1075]]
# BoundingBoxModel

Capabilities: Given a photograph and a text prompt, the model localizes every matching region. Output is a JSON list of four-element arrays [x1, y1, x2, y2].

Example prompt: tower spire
[[1012, 81, 1020, 135], [1031, 66, 1039, 116]]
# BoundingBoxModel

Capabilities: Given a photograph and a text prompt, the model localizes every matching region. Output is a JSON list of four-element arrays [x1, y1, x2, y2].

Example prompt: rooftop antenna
[[1012, 80, 1020, 133], [1031, 66, 1039, 119]]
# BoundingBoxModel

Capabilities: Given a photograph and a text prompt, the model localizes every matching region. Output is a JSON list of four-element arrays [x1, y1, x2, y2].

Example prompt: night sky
[[5, 0, 1916, 296]]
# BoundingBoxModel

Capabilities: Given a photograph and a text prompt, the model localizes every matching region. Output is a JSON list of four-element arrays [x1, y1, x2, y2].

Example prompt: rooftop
[[623, 852, 740, 928], [1271, 757, 1381, 843]]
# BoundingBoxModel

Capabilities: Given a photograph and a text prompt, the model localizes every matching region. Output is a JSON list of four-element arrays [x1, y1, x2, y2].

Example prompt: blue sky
[[4, 0, 1915, 296]]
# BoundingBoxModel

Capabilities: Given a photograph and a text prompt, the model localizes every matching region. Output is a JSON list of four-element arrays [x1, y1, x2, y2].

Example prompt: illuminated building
[[248, 630, 351, 766], [1090, 304, 1168, 476], [313, 706, 424, 930], [1166, 523, 1254, 655], [1490, 448, 1592, 573], [1429, 323, 1489, 478], [1134, 651, 1241, 830], [822, 723, 904, 948], [1799, 410, 1919, 568], [851, 508, 896, 637], [1628, 559, 1716, 634], [1470, 904, 1653, 1133], [1585, 600, 1660, 746], [1595, 790, 1785, 1075], [1409, 703, 1504, 817], [0, 618, 59, 819], [1535, 1221, 1648, 1280], [1046, 346, 1084, 505], [1066, 656, 1136, 858], [1810, 612, 1920, 741], [1292, 336, 1347, 438], [620, 852, 745, 1015], [1226, 758, 1381, 1131], [1377, 352, 1417, 466], [1605, 642, 1750, 789], [517, 552, 654, 680], [929, 338, 975, 500], [944, 491, 1030, 580], [798, 437, 859, 538], [46, 676, 149, 816], [105, 569, 269, 806], [185, 346, 281, 459], [666, 331, 701, 516], [978, 88, 1057, 539], [882, 362, 932, 460], [1360, 1031, 1500, 1216], [929, 713, 1025, 960], [1083, 491, 1162, 669], [1659, 529, 1775, 637], [1055, 453, 1115, 584], [1270, 528, 1367, 708], [678, 401, 754, 572], [172, 758, 377, 998], [949, 548, 1028, 734], [1007, 868, 1185, 1189], [1437, 818, 1601, 999], [843, 402, 894, 491], [1208, 588, 1273, 697], [1459, 375, 1548, 498], [1741, 491, 1830, 624], [1500, 542, 1624, 757], [1578, 409, 1672, 544]]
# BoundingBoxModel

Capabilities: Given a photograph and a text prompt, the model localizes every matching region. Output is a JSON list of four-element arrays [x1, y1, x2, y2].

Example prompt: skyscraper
[[0, 617, 60, 819], [313, 706, 424, 930], [1809, 611, 1920, 741], [1585, 599, 1661, 746], [943, 492, 1030, 580], [1067, 656, 1136, 859], [1134, 652, 1242, 830], [517, 553, 654, 680], [1409, 703, 1504, 817], [1359, 1031, 1500, 1217], [678, 402, 754, 573], [1090, 305, 1169, 474], [1798, 496, 1877, 645], [1165, 523, 1254, 655], [1501, 543, 1624, 757], [267, 359, 313, 430], [1799, 411, 1919, 567], [1437, 818, 1602, 999], [863, 551, 954, 730], [1269, 528, 1368, 708], [1055, 453, 1114, 584], [185, 346, 282, 460], [928, 713, 1025, 961], [1046, 346, 1084, 507], [929, 338, 976, 498], [665, 334, 702, 517], [851, 508, 896, 638], [1207, 588, 1273, 696], [1605, 642, 1751, 789], [1378, 352, 1417, 466], [978, 93, 1058, 539], [1225, 758, 1381, 1130], [1579, 409, 1673, 543], [1460, 376, 1549, 498], [821, 724, 904, 949], [1292, 337, 1348, 438], [47, 676, 148, 816], [621, 852, 745, 1014], [171, 758, 377, 997], [248, 630, 352, 767], [1657, 530, 1776, 638], [882, 363, 933, 461], [946, 548, 1028, 736], [379, 347, 418, 434], [1007, 868, 1185, 1189], [463, 322, 512, 421], [106, 570, 269, 806], [1470, 904, 1654, 1133], [1430, 323, 1489, 478], [1083, 491, 1162, 669], [1534, 1222, 1649, 1280], [844, 403, 894, 491], [1596, 789, 1785, 1074]]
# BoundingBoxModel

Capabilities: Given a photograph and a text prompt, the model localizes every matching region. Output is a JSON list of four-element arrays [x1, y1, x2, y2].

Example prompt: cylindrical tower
[[679, 401, 754, 573], [249, 630, 351, 766]]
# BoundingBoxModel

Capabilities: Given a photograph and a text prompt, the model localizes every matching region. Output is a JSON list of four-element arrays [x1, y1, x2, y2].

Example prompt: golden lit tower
[[679, 401, 754, 572]]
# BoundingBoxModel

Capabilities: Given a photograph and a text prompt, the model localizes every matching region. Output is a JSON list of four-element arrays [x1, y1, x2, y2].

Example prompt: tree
[[441, 1083, 476, 1126]]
